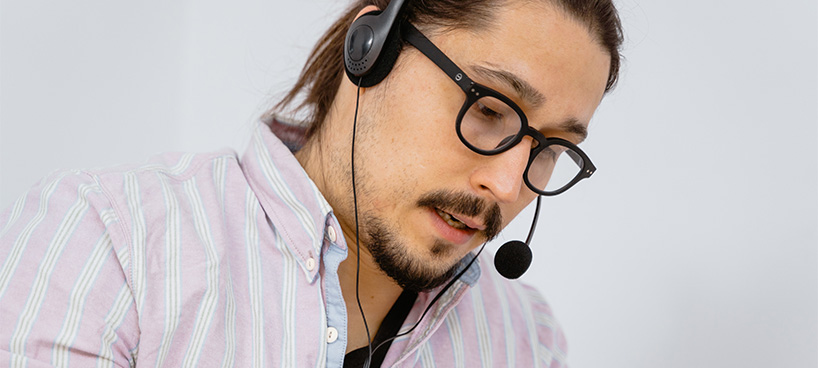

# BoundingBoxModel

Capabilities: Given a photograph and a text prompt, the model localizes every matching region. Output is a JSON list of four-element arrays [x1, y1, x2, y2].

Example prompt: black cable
[[351, 77, 374, 367]]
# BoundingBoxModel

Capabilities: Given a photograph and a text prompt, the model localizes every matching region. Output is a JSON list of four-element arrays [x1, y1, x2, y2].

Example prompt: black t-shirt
[[343, 290, 418, 368]]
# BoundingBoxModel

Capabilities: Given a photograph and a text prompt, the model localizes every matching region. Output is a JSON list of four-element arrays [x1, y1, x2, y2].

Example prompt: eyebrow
[[470, 64, 546, 108], [470, 64, 588, 143], [560, 117, 589, 143]]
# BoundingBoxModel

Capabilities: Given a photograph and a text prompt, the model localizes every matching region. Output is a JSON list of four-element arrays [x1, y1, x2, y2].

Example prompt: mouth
[[434, 208, 473, 230], [417, 190, 502, 244], [427, 207, 481, 246]]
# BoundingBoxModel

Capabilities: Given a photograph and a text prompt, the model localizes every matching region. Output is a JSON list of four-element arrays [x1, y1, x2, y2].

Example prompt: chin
[[364, 216, 461, 292]]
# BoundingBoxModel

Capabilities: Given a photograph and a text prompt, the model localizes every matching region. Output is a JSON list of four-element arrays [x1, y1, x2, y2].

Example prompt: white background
[[1, 1, 816, 367]]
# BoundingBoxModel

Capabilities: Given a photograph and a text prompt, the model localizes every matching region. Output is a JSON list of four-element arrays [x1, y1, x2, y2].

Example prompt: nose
[[469, 136, 532, 204]]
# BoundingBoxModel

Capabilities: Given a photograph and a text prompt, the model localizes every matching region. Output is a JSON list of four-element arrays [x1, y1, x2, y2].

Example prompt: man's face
[[342, 2, 610, 290]]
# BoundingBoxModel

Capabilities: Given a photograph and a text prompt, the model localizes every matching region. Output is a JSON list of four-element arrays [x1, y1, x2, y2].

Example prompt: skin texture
[[295, 1, 611, 354]]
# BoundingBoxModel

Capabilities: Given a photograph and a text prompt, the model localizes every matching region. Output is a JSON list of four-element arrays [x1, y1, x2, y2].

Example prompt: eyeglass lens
[[460, 96, 522, 152], [460, 96, 584, 194]]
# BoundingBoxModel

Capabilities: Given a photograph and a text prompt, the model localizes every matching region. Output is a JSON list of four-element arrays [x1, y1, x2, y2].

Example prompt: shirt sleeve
[[0, 170, 139, 367]]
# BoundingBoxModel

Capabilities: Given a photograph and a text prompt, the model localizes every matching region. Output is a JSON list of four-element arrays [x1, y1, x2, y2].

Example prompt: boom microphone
[[494, 196, 541, 279]]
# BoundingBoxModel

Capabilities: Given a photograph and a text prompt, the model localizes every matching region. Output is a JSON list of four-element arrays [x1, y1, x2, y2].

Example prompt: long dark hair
[[269, 0, 623, 140]]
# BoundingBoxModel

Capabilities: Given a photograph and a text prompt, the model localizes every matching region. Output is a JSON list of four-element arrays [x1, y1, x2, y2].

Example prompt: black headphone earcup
[[344, 25, 403, 88], [343, 0, 407, 88]]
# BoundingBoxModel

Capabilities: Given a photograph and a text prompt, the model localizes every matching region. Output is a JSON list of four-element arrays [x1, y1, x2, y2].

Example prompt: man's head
[[280, 0, 623, 291]]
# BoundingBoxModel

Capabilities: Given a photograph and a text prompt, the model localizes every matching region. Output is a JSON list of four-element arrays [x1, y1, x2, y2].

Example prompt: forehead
[[426, 1, 611, 135]]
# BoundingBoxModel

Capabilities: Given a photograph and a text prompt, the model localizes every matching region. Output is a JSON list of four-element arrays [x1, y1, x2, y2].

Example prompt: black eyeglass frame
[[401, 23, 596, 196]]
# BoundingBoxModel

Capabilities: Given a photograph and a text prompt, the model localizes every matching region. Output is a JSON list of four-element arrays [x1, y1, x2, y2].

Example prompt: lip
[[443, 210, 486, 231], [426, 207, 479, 245]]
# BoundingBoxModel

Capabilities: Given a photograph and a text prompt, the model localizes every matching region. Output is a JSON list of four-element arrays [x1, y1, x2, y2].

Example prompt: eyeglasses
[[402, 23, 596, 196]]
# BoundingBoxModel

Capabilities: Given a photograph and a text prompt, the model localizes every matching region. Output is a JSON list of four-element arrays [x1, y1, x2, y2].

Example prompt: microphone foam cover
[[494, 240, 533, 279]]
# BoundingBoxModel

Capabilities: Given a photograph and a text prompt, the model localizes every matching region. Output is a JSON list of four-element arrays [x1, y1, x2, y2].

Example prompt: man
[[0, 0, 622, 366]]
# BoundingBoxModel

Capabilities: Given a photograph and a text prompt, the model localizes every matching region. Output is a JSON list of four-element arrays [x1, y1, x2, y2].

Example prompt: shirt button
[[306, 257, 316, 271], [327, 327, 338, 343], [327, 226, 337, 243]]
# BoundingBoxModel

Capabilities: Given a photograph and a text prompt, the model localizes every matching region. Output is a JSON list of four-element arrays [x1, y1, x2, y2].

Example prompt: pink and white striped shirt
[[0, 122, 568, 367]]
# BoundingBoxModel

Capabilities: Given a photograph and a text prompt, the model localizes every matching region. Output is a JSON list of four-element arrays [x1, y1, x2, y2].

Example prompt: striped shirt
[[0, 122, 568, 367]]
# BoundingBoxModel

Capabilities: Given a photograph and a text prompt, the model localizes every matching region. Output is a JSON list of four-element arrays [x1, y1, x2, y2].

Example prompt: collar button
[[327, 226, 337, 243]]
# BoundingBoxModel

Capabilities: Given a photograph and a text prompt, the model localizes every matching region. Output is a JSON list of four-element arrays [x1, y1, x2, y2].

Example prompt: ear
[[353, 5, 380, 21]]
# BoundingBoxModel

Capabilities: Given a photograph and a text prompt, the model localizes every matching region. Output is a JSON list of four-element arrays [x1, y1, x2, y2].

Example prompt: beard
[[363, 215, 458, 292], [361, 190, 502, 292]]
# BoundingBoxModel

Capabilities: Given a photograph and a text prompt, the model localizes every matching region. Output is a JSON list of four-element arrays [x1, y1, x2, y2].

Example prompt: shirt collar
[[243, 116, 483, 286], [453, 251, 481, 286], [241, 119, 333, 281]]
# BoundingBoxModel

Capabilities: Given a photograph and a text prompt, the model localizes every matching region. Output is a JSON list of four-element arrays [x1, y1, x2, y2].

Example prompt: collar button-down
[[327, 225, 337, 243], [306, 257, 316, 271], [326, 327, 339, 343]]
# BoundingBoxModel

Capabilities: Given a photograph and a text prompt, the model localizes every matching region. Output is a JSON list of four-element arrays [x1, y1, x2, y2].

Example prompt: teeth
[[435, 208, 468, 230]]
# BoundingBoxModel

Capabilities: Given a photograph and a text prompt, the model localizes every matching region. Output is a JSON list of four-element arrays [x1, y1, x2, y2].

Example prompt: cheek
[[383, 54, 469, 155], [382, 104, 469, 177]]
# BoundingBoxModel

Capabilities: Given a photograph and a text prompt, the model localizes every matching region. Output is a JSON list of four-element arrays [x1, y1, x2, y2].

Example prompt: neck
[[338, 242, 404, 353], [294, 116, 405, 354]]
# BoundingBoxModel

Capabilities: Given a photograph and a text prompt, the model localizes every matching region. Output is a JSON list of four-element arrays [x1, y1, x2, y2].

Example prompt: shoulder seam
[[79, 170, 139, 311]]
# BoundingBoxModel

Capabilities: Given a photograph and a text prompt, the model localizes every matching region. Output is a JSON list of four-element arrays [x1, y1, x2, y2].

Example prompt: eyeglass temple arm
[[402, 23, 475, 92], [566, 150, 583, 166]]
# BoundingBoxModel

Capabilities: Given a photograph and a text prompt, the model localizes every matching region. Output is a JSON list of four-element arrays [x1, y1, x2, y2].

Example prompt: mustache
[[417, 190, 502, 241]]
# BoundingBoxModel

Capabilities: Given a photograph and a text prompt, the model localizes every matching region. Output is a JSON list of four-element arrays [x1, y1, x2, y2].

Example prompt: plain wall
[[1, 1, 816, 367]]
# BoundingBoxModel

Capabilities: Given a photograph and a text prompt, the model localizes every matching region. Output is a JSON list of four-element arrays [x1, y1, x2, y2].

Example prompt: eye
[[475, 101, 503, 120], [541, 146, 558, 160], [540, 144, 569, 161], [460, 96, 523, 151]]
